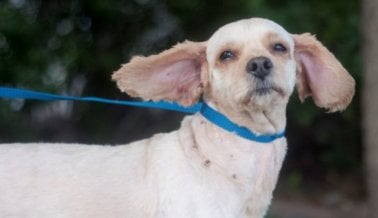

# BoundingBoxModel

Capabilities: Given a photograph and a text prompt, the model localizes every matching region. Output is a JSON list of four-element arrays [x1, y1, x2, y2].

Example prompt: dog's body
[[0, 115, 286, 218], [0, 18, 354, 218]]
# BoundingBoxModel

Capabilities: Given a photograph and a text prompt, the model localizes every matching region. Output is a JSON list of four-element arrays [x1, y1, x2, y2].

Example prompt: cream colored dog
[[0, 18, 354, 218]]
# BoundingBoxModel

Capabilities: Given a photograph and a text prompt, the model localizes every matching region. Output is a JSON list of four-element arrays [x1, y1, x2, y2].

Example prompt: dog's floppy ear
[[112, 41, 207, 106], [293, 33, 355, 112]]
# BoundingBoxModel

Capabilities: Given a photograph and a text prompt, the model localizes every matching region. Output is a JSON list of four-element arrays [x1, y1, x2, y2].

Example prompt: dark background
[[0, 0, 362, 217]]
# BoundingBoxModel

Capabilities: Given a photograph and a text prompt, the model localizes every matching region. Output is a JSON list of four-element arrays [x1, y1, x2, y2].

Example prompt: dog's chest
[[158, 115, 288, 217]]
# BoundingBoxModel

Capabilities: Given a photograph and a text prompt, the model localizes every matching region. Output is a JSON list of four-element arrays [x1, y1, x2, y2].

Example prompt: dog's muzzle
[[246, 56, 273, 80], [246, 56, 283, 96]]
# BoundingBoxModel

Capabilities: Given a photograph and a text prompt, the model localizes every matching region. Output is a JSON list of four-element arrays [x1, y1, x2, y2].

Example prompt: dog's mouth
[[254, 87, 274, 95], [242, 79, 286, 105], [253, 87, 284, 96], [251, 80, 285, 97]]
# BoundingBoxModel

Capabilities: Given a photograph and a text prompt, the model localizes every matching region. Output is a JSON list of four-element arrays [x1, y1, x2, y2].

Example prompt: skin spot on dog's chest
[[204, 159, 211, 167]]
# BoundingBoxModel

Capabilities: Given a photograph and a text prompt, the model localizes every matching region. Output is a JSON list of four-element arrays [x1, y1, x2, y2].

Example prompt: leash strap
[[0, 87, 201, 114], [0, 87, 285, 143]]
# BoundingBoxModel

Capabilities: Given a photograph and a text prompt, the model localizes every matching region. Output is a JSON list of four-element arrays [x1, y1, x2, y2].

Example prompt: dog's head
[[113, 18, 355, 116]]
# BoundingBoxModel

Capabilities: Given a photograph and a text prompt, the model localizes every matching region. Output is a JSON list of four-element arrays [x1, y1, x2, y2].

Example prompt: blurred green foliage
[[0, 0, 361, 194]]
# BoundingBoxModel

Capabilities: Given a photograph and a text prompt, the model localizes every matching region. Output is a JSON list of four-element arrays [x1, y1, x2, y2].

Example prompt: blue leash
[[0, 87, 284, 143]]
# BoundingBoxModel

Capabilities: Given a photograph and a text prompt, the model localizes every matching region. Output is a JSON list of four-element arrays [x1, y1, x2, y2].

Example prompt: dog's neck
[[183, 113, 287, 181], [205, 100, 287, 135], [181, 113, 287, 216]]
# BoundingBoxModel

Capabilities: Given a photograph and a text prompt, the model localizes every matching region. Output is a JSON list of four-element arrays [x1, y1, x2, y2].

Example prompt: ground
[[270, 195, 366, 218]]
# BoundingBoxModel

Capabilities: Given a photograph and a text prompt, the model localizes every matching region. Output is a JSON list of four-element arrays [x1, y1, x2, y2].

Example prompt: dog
[[0, 18, 354, 218]]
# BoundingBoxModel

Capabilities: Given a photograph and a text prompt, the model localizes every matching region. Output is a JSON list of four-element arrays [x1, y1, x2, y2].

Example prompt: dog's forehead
[[207, 18, 293, 50]]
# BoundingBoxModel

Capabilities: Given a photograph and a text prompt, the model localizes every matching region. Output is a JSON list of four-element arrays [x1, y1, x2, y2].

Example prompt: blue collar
[[0, 87, 285, 143], [199, 103, 285, 143]]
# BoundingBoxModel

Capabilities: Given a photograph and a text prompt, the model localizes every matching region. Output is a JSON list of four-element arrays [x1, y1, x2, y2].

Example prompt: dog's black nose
[[246, 57, 273, 79]]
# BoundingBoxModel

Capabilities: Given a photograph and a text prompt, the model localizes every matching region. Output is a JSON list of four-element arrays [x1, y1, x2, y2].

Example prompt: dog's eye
[[219, 50, 235, 61], [272, 43, 287, 52]]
